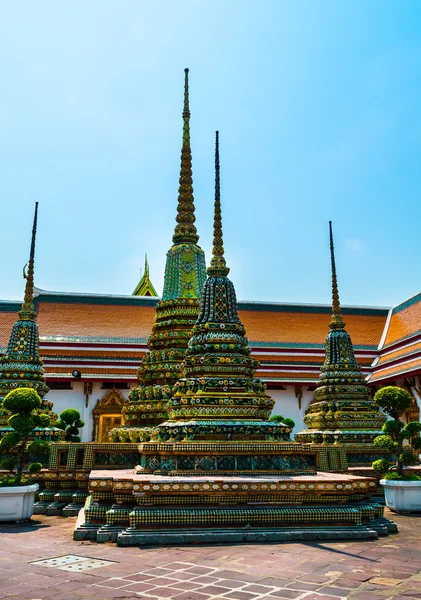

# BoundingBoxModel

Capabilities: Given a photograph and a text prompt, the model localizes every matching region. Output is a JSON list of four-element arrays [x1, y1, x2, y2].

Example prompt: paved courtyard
[[0, 510, 420, 600]]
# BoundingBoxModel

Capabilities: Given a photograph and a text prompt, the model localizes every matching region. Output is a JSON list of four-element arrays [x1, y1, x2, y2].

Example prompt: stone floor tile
[[184, 567, 217, 575], [316, 586, 353, 596], [268, 591, 304, 599], [223, 592, 259, 600], [143, 567, 176, 577], [117, 582, 158, 593], [286, 582, 321, 591], [189, 576, 221, 584], [121, 573, 156, 582], [303, 595, 344, 600], [143, 586, 180, 597], [350, 593, 389, 600], [95, 578, 136, 589], [297, 574, 332, 584], [242, 584, 277, 594], [210, 571, 261, 583], [257, 578, 289, 587], [345, 572, 379, 582], [171, 572, 201, 581], [168, 581, 205, 591], [333, 578, 364, 589], [216, 579, 245, 588], [171, 593, 212, 600], [146, 577, 181, 586], [196, 584, 232, 595], [53, 594, 92, 600], [78, 586, 138, 598]]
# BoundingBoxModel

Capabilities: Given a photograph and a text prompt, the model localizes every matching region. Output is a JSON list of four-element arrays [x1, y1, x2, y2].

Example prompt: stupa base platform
[[73, 469, 397, 545], [137, 440, 348, 475]]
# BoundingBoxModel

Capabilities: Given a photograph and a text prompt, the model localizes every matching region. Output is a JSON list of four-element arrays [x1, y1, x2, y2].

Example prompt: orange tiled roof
[[37, 301, 156, 342], [0, 310, 20, 350], [370, 357, 421, 383], [257, 354, 373, 366], [377, 339, 421, 366], [41, 348, 145, 359], [239, 310, 386, 348], [45, 366, 136, 375], [260, 371, 319, 381], [0, 293, 387, 349], [383, 293, 421, 347]]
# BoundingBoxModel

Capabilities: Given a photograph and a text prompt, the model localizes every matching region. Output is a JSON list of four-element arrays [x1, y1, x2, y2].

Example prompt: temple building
[[1, 71, 421, 442]]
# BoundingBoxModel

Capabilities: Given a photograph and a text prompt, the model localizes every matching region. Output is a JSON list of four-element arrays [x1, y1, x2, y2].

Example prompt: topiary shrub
[[0, 388, 51, 485], [55, 408, 85, 442], [372, 386, 421, 480], [269, 414, 296, 429]]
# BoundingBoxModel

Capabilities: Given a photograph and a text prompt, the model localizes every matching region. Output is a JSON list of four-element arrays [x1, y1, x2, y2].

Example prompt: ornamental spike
[[172, 68, 199, 245], [208, 131, 229, 277], [329, 221, 344, 329], [144, 253, 149, 278], [19, 202, 38, 320]]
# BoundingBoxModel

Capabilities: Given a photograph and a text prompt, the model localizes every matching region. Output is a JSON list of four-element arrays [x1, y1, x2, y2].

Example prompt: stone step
[[117, 525, 379, 546]]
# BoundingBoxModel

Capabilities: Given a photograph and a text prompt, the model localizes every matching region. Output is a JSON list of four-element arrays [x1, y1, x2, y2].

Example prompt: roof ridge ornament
[[132, 252, 158, 297], [208, 131, 229, 277]]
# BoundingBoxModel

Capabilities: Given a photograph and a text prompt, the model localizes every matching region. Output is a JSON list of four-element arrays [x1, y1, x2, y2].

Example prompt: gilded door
[[98, 414, 122, 443]]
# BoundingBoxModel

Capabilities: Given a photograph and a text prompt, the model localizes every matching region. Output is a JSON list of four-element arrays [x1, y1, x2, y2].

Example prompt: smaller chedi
[[117, 69, 207, 435], [295, 222, 385, 446], [0, 203, 62, 440]]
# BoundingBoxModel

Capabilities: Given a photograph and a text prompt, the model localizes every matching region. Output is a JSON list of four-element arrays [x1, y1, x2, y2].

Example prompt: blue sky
[[1, 1, 420, 308]]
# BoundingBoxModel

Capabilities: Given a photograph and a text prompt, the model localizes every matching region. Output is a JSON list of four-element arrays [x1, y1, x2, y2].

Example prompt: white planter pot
[[0, 483, 39, 522], [380, 479, 421, 512]]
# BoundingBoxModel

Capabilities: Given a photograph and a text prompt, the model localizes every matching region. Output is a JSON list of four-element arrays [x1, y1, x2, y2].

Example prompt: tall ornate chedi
[[149, 131, 288, 445], [295, 222, 385, 446], [136, 132, 299, 475], [120, 69, 207, 433], [0, 203, 61, 439]]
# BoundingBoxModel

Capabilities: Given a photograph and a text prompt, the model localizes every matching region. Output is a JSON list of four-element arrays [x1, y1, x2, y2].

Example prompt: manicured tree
[[54, 408, 85, 442], [270, 414, 296, 429], [372, 386, 421, 479], [0, 388, 50, 484]]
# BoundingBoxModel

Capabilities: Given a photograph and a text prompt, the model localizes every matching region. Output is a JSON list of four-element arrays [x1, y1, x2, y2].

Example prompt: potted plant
[[54, 408, 85, 442], [372, 386, 421, 512], [0, 388, 51, 522]]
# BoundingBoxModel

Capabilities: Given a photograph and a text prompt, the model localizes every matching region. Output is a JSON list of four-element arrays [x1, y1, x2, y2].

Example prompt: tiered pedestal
[[74, 469, 397, 545], [137, 440, 347, 475]]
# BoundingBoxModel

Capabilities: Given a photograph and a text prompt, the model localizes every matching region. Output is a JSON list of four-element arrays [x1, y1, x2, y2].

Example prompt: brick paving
[[0, 510, 420, 600]]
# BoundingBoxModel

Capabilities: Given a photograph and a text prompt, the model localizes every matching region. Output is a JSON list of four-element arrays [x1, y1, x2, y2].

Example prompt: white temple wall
[[47, 383, 131, 442], [268, 385, 314, 437]]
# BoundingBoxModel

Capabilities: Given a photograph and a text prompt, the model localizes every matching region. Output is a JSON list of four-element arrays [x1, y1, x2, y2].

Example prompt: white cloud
[[345, 238, 365, 253]]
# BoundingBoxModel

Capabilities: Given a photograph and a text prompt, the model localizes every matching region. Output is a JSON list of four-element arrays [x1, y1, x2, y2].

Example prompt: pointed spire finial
[[19, 202, 38, 321], [144, 253, 149, 277], [172, 68, 199, 245], [208, 131, 229, 277], [329, 221, 344, 329]]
